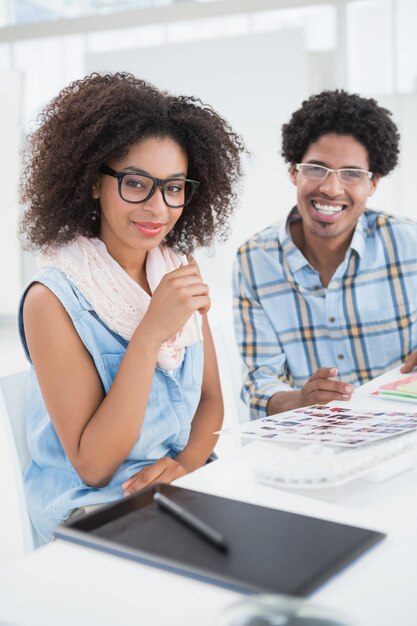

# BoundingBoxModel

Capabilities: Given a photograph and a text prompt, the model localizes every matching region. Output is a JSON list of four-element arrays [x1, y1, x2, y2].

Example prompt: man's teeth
[[313, 202, 344, 215]]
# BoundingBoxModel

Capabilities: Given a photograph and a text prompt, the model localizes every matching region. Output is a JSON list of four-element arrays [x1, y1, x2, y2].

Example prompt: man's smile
[[310, 198, 349, 222]]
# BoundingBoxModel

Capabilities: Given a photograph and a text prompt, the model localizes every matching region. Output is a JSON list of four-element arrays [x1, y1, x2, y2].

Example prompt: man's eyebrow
[[121, 166, 187, 177], [305, 159, 367, 169], [305, 160, 328, 166]]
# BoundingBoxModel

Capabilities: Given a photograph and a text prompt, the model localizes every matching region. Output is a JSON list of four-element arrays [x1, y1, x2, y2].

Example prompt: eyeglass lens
[[300, 164, 370, 184], [120, 173, 195, 207]]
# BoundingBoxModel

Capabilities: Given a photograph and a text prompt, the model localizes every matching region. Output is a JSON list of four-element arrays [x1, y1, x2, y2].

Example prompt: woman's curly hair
[[20, 72, 245, 252], [281, 90, 400, 176]]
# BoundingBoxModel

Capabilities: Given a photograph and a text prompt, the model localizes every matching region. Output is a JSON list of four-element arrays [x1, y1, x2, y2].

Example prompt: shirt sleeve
[[232, 246, 294, 419]]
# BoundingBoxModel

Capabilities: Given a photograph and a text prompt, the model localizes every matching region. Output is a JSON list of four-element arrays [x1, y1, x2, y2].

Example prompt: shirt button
[[312, 285, 321, 291], [328, 316, 335, 323], [337, 354, 344, 360]]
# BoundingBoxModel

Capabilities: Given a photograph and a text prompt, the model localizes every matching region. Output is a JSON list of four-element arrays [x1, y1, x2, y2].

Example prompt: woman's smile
[[131, 221, 166, 237]]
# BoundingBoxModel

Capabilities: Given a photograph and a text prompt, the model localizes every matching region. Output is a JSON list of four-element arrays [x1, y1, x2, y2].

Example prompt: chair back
[[0, 369, 41, 552], [210, 312, 250, 427]]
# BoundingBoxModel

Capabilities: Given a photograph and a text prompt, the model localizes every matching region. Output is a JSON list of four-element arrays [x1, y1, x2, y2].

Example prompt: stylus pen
[[153, 491, 228, 552]]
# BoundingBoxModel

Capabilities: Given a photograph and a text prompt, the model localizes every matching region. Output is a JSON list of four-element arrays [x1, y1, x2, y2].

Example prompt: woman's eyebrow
[[121, 166, 187, 177], [121, 166, 149, 174]]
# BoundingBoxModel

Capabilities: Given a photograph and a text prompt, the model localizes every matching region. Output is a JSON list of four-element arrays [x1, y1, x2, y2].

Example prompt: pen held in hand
[[194, 311, 204, 342], [153, 490, 229, 552]]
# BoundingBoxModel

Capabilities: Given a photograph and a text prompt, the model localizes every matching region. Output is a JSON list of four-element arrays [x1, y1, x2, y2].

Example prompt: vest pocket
[[99, 353, 124, 392], [99, 353, 158, 401], [188, 342, 204, 387]]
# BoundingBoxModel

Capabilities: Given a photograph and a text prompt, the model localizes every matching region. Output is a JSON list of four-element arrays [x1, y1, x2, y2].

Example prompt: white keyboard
[[254, 431, 417, 489]]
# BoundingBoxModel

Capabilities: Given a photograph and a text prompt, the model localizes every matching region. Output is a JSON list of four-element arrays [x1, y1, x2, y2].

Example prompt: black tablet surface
[[55, 484, 385, 595]]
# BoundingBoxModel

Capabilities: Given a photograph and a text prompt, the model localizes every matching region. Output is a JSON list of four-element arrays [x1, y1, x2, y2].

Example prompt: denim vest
[[18, 267, 203, 542]]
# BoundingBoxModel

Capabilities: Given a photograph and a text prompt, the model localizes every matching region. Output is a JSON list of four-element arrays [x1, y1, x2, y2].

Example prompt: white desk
[[0, 539, 241, 626], [0, 368, 416, 626]]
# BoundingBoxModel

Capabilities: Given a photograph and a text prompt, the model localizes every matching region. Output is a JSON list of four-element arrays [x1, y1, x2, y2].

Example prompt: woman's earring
[[90, 201, 100, 221]]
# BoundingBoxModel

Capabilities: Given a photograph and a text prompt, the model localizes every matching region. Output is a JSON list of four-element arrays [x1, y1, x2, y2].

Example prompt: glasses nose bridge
[[146, 176, 168, 209], [154, 177, 165, 192], [320, 167, 344, 188]]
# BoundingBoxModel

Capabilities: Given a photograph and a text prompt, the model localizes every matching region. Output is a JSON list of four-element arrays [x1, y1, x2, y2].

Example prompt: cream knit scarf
[[38, 236, 202, 370]]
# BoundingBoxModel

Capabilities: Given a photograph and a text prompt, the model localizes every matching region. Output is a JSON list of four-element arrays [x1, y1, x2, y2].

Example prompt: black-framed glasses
[[100, 165, 200, 208], [295, 163, 373, 185]]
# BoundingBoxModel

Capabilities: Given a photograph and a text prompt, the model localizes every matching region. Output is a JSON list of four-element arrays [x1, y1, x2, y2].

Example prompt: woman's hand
[[122, 457, 189, 495], [139, 263, 210, 345]]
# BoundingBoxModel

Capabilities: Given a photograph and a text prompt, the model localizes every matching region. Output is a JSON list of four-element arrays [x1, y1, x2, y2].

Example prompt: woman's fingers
[[122, 459, 187, 495], [140, 262, 210, 343], [123, 463, 167, 494], [123, 470, 165, 494]]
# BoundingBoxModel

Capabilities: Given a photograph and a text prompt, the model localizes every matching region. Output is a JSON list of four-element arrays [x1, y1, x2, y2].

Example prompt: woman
[[19, 72, 243, 542]]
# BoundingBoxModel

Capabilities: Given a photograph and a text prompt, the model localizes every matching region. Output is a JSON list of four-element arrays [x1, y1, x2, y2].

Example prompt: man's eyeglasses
[[295, 163, 373, 185], [100, 165, 200, 208]]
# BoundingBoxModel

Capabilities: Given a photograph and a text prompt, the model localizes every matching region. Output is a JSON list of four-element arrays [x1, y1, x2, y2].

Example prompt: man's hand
[[267, 367, 354, 415], [400, 352, 417, 373], [298, 367, 354, 406], [122, 457, 188, 496]]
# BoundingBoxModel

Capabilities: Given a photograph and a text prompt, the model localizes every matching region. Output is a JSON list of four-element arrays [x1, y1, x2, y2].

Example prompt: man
[[233, 90, 417, 418]]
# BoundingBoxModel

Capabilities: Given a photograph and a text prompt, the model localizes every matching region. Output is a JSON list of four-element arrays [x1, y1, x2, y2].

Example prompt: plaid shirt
[[233, 209, 417, 418]]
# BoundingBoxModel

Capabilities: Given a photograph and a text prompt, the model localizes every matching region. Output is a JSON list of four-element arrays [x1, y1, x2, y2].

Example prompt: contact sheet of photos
[[221, 405, 417, 447]]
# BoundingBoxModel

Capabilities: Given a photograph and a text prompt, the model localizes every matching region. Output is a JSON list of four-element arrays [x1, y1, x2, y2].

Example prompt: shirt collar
[[349, 212, 368, 258], [279, 207, 310, 273], [281, 207, 369, 274]]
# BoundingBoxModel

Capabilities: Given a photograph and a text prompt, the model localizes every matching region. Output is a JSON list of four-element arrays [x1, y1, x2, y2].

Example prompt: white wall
[[0, 70, 21, 316], [368, 94, 417, 218]]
